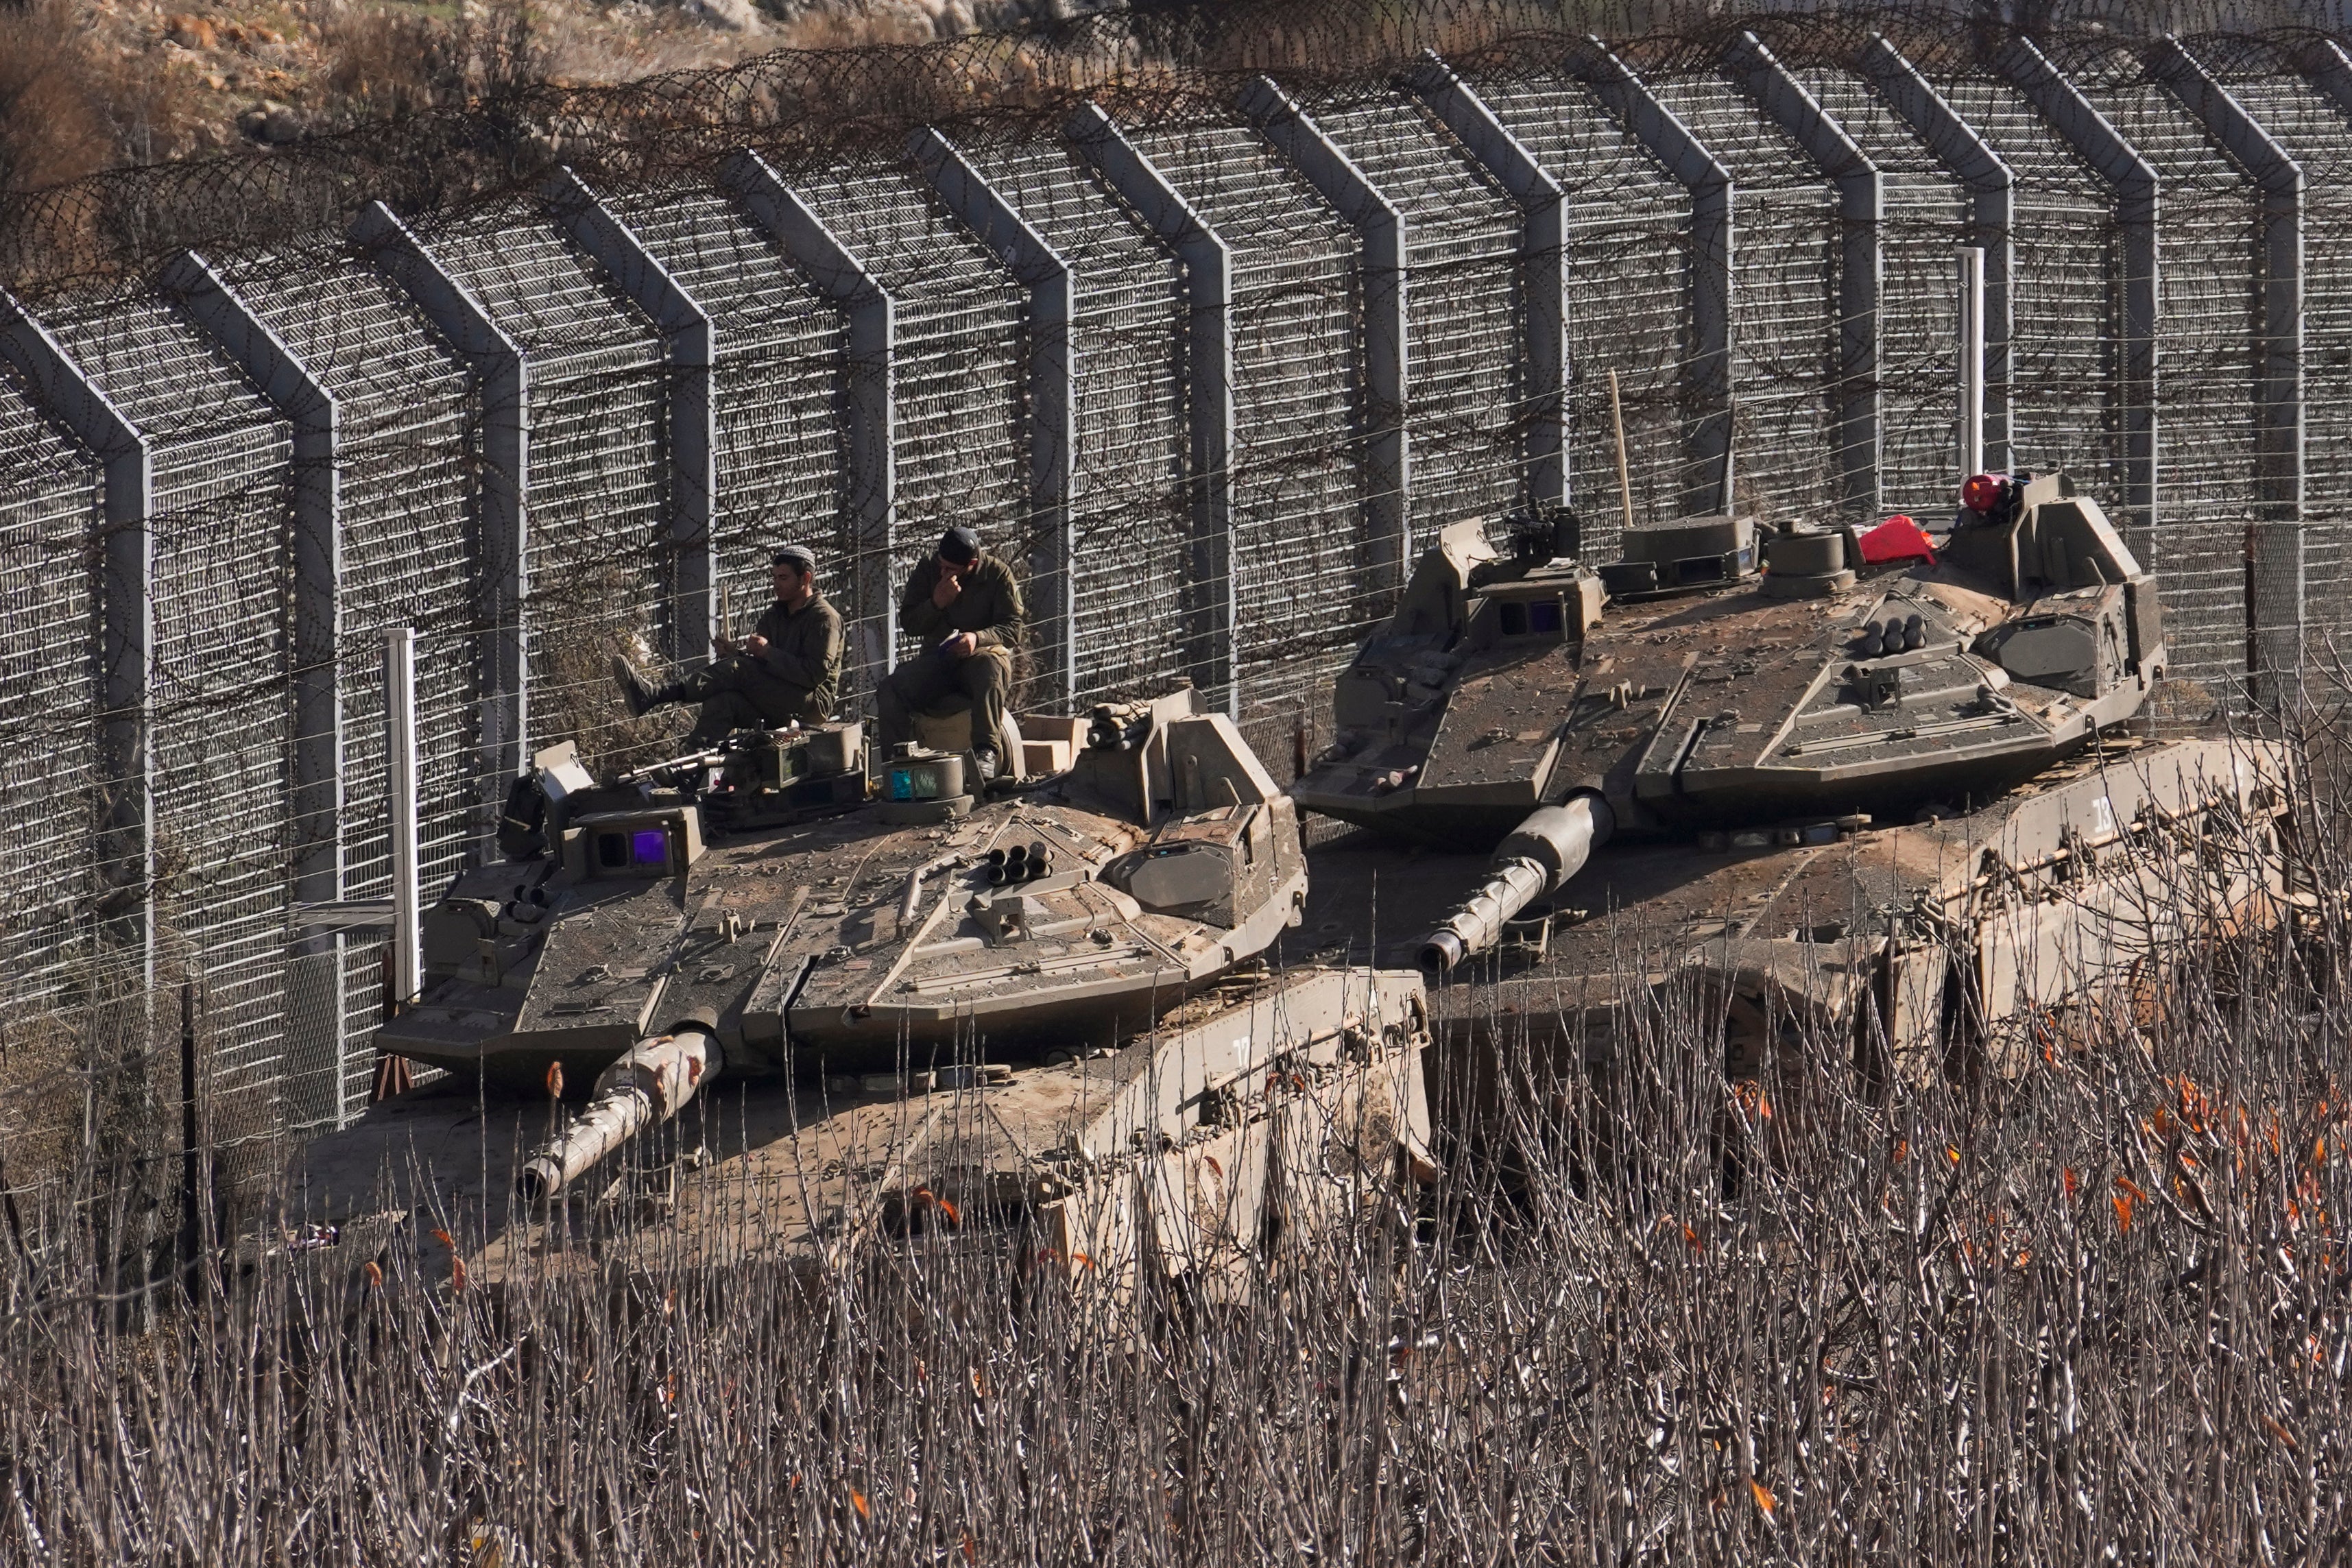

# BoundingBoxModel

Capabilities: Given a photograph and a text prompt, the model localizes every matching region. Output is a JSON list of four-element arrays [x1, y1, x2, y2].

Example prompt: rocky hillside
[[0, 0, 1057, 198]]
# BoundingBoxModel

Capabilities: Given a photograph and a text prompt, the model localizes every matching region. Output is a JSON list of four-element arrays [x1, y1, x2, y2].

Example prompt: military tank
[[1291, 472, 2293, 1079], [363, 688, 1415, 1194], [290, 688, 1435, 1292]]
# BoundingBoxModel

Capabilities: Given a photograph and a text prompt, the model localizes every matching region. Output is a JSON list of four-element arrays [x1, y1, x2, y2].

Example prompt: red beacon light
[[1961, 472, 2012, 514]]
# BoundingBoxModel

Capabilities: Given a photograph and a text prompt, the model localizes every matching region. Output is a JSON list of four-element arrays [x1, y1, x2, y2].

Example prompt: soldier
[[612, 544, 843, 747], [877, 525, 1024, 782]]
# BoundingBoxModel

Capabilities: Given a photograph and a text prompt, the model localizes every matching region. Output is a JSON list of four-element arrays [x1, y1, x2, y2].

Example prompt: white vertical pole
[[1958, 246, 1987, 477], [385, 625, 421, 1008]]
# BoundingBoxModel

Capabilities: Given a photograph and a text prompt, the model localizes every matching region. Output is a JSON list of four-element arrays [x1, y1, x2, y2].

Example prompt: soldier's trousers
[[875, 648, 1011, 753], [673, 656, 824, 747]]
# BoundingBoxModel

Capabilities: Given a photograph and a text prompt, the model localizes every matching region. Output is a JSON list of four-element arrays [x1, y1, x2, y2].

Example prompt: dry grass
[[4, 698, 2352, 1562]]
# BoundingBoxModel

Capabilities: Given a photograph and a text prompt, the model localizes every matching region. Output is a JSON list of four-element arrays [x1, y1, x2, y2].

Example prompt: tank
[[376, 688, 1323, 1189], [1291, 472, 2294, 1079], [311, 690, 1433, 1290]]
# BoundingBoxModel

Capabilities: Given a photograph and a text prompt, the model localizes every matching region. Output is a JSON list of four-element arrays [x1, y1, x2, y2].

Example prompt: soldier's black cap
[[939, 526, 981, 566], [772, 544, 816, 572]]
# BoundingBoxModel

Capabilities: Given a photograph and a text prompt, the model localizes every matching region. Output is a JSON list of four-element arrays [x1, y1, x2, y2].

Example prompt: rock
[[683, 0, 760, 29], [237, 101, 303, 145], [163, 12, 218, 49]]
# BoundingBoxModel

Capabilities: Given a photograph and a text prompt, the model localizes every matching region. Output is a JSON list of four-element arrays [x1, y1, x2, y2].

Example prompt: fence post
[[351, 202, 531, 801], [1725, 31, 1881, 518], [909, 128, 1079, 711], [1568, 36, 1735, 518], [0, 290, 154, 987], [1406, 52, 1568, 518], [541, 168, 719, 673], [1958, 247, 1986, 479], [1066, 103, 1238, 718], [1240, 75, 1411, 601], [721, 151, 900, 691], [1857, 32, 2016, 474]]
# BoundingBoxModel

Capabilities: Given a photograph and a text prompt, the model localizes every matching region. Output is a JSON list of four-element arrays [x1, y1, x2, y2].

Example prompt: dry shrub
[[0, 1, 115, 196], [313, 0, 550, 121]]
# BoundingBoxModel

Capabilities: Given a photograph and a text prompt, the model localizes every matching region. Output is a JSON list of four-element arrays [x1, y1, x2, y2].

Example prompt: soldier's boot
[[970, 745, 1000, 785], [612, 655, 675, 718]]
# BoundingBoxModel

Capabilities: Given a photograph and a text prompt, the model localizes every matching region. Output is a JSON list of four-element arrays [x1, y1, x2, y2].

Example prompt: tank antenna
[[1609, 367, 1635, 542]]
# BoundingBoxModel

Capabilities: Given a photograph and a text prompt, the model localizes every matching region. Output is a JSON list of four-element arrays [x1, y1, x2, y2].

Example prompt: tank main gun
[[1419, 795, 1613, 972], [518, 1022, 718, 1202]]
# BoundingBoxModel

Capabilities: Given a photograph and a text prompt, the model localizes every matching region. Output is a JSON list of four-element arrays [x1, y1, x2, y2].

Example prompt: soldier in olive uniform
[[878, 526, 1025, 781], [612, 544, 843, 747]]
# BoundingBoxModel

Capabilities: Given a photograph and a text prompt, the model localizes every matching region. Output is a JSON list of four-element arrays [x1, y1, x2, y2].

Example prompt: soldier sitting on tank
[[611, 544, 843, 747], [876, 525, 1025, 783]]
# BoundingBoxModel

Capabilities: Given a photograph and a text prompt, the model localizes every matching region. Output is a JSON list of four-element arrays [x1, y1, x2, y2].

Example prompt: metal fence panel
[[1932, 78, 2131, 528], [1794, 64, 1971, 518], [1125, 117, 1361, 747], [219, 248, 479, 1124], [960, 137, 1190, 710], [1306, 86, 1524, 548], [410, 202, 669, 758], [38, 287, 293, 1159], [1471, 72, 1689, 561], [0, 368, 99, 1019], [606, 182, 847, 663], [785, 165, 1027, 701], [1642, 73, 1838, 524], [2210, 64, 2352, 660], [2063, 51, 2265, 697]]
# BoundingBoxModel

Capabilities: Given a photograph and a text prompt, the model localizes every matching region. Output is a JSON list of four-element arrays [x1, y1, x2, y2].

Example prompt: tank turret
[[1298, 472, 2172, 969]]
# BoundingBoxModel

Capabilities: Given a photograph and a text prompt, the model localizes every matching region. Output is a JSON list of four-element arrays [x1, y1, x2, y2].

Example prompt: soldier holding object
[[613, 544, 843, 746], [877, 526, 1024, 782]]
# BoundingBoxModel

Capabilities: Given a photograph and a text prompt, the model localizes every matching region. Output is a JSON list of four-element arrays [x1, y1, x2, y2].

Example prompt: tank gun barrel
[[1419, 795, 1613, 972], [518, 1023, 718, 1203]]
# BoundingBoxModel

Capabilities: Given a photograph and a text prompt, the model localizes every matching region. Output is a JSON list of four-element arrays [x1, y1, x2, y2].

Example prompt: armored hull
[[1294, 736, 2290, 1103], [293, 967, 1435, 1298]]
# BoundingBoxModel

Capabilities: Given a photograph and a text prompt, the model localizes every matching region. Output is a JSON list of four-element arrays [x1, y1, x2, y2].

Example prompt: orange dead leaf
[[1892, 1139, 1908, 1164], [2115, 1177, 2148, 1203], [2063, 1167, 2080, 1200], [2263, 1414, 2300, 1452], [545, 1061, 564, 1100], [451, 1257, 468, 1292], [1749, 1478, 1778, 1518], [937, 1197, 960, 1227], [962, 1534, 978, 1563], [971, 1369, 992, 1400], [2112, 1193, 2135, 1232], [1946, 1145, 1962, 1166], [1683, 1224, 1703, 1253], [1070, 1252, 1095, 1271], [432, 1228, 454, 1249], [850, 1489, 869, 1520], [362, 1260, 383, 1290]]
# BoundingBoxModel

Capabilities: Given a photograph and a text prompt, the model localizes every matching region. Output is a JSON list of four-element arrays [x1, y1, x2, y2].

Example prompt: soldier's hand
[[931, 566, 964, 609], [713, 634, 737, 657], [743, 634, 770, 657], [946, 631, 979, 659]]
